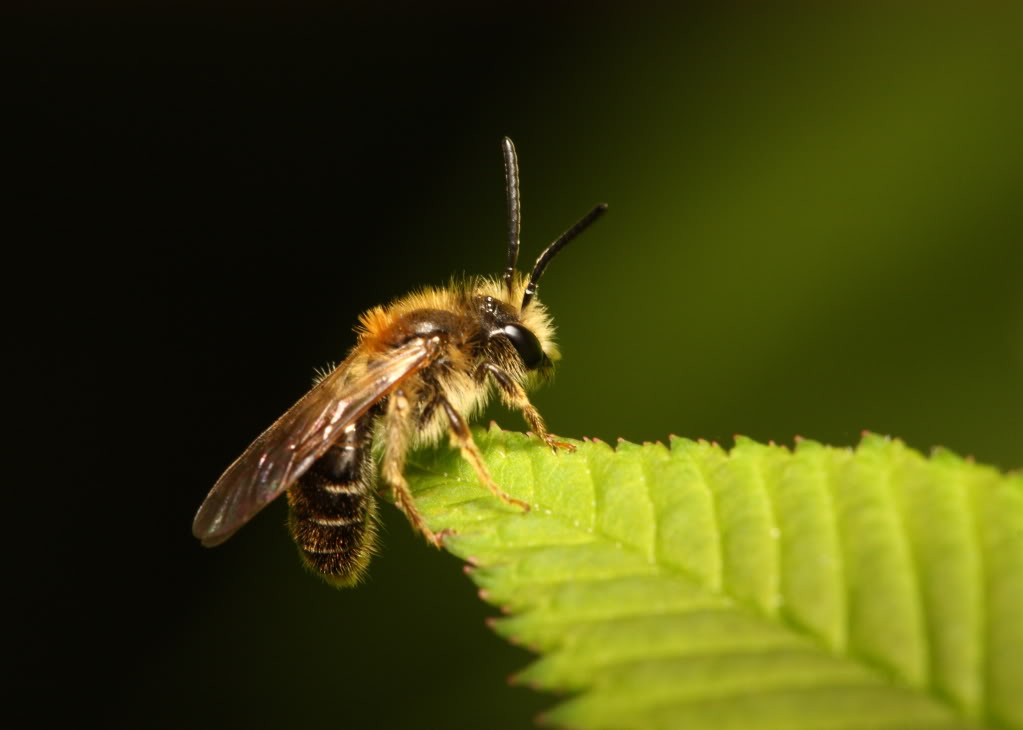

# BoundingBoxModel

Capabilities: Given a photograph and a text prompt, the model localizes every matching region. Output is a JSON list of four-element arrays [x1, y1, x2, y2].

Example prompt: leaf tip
[[667, 434, 696, 450], [733, 434, 758, 448], [858, 431, 896, 451], [929, 444, 963, 463], [613, 436, 645, 453], [791, 435, 827, 453]]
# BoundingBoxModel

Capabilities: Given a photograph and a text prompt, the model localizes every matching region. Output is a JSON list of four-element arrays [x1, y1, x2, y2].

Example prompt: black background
[[12, 7, 615, 728], [9, 4, 1022, 729]]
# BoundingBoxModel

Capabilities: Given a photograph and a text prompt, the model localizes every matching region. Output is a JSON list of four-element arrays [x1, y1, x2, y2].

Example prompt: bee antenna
[[521, 203, 607, 310], [501, 137, 521, 299]]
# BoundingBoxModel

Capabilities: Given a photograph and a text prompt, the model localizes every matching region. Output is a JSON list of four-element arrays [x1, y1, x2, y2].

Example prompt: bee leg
[[439, 395, 530, 511], [382, 389, 449, 548], [479, 363, 575, 453]]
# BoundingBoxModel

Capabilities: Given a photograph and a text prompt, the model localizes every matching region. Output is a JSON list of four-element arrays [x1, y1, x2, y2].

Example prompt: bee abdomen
[[287, 422, 377, 586]]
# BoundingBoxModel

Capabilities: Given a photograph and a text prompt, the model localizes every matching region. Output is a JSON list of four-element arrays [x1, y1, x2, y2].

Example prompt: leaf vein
[[880, 450, 931, 686], [819, 449, 849, 652], [637, 447, 659, 565], [688, 444, 724, 591], [963, 465, 989, 719], [750, 445, 782, 615]]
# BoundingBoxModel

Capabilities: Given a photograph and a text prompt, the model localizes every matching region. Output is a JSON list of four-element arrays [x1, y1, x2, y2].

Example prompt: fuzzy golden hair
[[356, 273, 560, 363]]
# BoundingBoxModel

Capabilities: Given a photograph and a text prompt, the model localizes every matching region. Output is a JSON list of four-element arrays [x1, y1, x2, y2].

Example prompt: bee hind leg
[[439, 396, 530, 512], [382, 389, 450, 548]]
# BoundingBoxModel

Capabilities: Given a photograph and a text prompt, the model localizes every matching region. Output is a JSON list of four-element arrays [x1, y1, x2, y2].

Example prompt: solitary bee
[[192, 138, 606, 585]]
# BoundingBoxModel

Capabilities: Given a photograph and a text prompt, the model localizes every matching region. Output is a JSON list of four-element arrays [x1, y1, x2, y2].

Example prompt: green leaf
[[406, 428, 1023, 730]]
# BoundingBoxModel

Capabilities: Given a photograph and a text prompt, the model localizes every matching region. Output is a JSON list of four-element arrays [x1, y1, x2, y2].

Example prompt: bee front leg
[[382, 389, 450, 548], [438, 395, 530, 511], [478, 363, 575, 453]]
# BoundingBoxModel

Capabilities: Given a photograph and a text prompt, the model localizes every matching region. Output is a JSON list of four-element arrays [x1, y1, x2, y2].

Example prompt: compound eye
[[500, 323, 545, 370]]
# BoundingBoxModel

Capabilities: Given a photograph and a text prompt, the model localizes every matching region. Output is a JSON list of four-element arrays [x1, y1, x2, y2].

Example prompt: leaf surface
[[407, 429, 1022, 730]]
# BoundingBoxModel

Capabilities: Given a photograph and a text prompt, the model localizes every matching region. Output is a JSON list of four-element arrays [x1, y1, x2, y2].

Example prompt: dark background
[[9, 4, 1022, 729]]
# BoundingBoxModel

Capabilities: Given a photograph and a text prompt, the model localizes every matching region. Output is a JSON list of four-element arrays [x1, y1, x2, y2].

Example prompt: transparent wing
[[192, 339, 435, 547]]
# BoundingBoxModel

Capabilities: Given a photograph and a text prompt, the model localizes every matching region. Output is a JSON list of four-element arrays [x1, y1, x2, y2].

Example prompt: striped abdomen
[[286, 415, 378, 585]]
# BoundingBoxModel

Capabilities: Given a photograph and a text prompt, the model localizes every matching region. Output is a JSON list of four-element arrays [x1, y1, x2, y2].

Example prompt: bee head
[[476, 291, 554, 374]]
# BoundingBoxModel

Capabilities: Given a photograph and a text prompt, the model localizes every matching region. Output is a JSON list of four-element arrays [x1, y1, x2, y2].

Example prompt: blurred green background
[[12, 4, 1021, 729]]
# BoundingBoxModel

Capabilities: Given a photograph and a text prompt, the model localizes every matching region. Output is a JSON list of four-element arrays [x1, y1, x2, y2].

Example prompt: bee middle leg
[[438, 395, 530, 512], [382, 388, 449, 547], [478, 363, 575, 453]]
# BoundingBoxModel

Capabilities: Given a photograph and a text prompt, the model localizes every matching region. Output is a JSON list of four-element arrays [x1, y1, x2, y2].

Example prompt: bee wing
[[192, 339, 435, 547]]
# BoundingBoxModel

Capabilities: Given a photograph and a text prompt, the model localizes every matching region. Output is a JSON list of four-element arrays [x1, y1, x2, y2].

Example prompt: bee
[[192, 138, 606, 586]]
